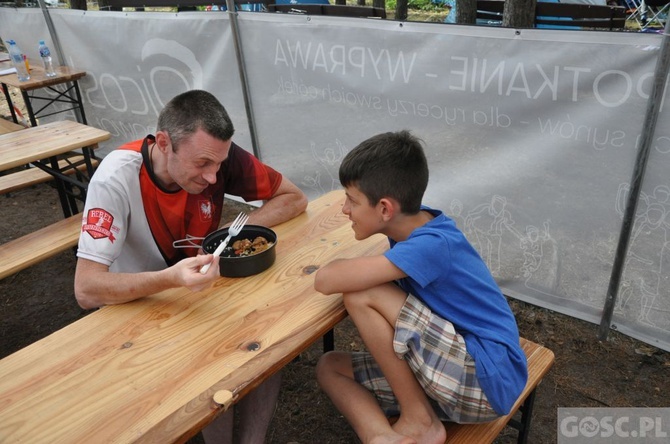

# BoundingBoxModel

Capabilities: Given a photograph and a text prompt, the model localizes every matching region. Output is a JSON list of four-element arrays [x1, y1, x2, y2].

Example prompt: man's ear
[[154, 130, 171, 153]]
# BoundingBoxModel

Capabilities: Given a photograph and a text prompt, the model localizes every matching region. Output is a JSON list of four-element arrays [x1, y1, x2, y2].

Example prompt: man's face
[[165, 129, 232, 194]]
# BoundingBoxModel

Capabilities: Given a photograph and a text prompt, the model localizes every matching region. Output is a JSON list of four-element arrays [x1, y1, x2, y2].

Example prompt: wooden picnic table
[[0, 61, 88, 127], [0, 190, 387, 443], [0, 119, 110, 217]]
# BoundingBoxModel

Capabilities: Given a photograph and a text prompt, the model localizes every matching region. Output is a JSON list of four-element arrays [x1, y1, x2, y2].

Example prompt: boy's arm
[[314, 255, 406, 295]]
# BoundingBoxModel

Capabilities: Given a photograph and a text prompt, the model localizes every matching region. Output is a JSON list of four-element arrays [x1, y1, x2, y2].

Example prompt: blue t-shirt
[[384, 206, 527, 415]]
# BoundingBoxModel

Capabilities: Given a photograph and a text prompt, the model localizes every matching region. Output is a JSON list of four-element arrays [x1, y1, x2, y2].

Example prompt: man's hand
[[75, 254, 222, 310], [172, 254, 221, 292]]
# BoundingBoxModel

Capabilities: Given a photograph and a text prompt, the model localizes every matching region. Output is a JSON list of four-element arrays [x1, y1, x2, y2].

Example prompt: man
[[74, 89, 308, 443]]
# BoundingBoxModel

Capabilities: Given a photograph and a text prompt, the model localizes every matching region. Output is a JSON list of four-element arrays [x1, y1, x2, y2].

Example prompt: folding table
[[0, 61, 88, 127]]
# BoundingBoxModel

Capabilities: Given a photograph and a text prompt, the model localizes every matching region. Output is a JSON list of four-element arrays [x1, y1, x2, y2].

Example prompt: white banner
[[1, 9, 668, 350], [1, 9, 250, 151]]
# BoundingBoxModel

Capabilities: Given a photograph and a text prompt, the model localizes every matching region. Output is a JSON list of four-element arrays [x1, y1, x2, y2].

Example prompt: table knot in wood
[[245, 341, 261, 352], [302, 265, 319, 275]]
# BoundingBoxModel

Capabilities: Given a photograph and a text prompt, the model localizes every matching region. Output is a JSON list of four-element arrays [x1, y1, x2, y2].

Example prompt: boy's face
[[342, 185, 382, 240]]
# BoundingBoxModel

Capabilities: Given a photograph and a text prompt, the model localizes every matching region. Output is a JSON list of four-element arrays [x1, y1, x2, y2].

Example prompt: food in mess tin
[[224, 236, 273, 257]]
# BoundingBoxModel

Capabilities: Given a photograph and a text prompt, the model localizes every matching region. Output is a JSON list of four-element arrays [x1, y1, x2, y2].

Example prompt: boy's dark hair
[[157, 90, 235, 151], [339, 130, 428, 214]]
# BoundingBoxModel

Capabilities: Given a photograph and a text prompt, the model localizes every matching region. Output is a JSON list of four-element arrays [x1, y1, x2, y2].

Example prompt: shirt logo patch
[[199, 199, 213, 222], [82, 208, 117, 243]]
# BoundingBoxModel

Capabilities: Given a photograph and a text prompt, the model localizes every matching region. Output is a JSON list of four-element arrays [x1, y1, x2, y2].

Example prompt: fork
[[200, 212, 249, 274]]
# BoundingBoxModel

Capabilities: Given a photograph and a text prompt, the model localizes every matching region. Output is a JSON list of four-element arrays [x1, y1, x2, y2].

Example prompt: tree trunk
[[372, 0, 385, 8], [456, 0, 477, 24], [503, 0, 536, 27], [70, 0, 87, 10], [395, 0, 408, 20]]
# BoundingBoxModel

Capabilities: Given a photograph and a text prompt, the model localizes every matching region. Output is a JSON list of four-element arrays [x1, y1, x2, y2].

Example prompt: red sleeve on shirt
[[219, 143, 283, 201]]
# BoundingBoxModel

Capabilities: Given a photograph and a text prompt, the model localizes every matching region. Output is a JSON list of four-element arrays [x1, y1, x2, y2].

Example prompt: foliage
[[385, 0, 449, 11]]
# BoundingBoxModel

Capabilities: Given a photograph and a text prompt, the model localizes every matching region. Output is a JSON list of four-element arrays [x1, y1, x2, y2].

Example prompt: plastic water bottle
[[6, 40, 30, 81], [38, 40, 57, 77]]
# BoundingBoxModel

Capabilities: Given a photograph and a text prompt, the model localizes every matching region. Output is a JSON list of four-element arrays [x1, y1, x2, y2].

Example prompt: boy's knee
[[343, 283, 407, 316], [316, 351, 352, 385], [342, 290, 372, 311], [315, 351, 337, 382]]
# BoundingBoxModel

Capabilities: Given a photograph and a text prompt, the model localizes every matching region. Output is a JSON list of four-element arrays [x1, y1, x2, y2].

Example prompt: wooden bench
[[0, 120, 110, 218], [0, 118, 26, 135], [0, 212, 81, 281], [477, 0, 627, 30], [0, 154, 99, 195], [443, 337, 554, 443]]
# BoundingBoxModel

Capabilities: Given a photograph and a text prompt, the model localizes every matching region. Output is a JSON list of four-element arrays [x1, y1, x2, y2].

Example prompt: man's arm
[[244, 176, 308, 228], [314, 255, 405, 295], [74, 255, 221, 310]]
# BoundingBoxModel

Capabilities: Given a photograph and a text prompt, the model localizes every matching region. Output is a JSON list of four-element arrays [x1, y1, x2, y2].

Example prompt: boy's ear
[[378, 197, 396, 221]]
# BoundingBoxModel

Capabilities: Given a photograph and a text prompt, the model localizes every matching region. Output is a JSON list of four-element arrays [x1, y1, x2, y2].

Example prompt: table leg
[[82, 146, 97, 176], [21, 90, 38, 127], [20, 81, 89, 127], [1, 83, 19, 124], [48, 156, 77, 218], [72, 81, 88, 125]]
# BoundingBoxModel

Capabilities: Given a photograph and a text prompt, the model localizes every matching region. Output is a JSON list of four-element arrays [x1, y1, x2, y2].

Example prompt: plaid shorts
[[352, 294, 499, 423]]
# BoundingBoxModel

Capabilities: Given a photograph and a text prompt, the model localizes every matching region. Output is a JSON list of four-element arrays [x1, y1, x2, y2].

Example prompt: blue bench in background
[[475, 0, 627, 30]]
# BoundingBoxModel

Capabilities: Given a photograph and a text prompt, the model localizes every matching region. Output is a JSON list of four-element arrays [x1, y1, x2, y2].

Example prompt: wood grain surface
[[0, 213, 82, 280], [0, 117, 24, 135], [0, 190, 387, 443], [0, 120, 109, 172], [0, 62, 87, 91]]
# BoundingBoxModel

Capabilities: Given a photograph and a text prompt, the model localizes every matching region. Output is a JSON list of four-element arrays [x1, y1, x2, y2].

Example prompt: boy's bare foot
[[369, 430, 417, 444], [392, 416, 446, 444]]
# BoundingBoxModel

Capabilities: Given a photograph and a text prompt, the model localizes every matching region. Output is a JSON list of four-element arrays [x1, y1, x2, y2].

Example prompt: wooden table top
[[0, 190, 387, 443], [0, 120, 110, 172], [0, 61, 87, 91]]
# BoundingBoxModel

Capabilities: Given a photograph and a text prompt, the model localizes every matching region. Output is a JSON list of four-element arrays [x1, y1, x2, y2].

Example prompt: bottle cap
[[39, 40, 45, 45], [7, 40, 15, 45]]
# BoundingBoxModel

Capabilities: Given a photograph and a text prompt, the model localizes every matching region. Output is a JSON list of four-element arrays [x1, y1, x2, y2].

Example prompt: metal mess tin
[[201, 225, 277, 277]]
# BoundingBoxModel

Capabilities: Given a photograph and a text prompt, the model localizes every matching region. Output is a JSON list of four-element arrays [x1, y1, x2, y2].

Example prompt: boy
[[314, 131, 527, 444]]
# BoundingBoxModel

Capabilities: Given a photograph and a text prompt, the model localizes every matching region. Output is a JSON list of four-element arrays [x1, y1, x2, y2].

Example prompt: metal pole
[[36, 0, 85, 124], [598, 19, 670, 340], [37, 0, 66, 64], [225, 0, 261, 159]]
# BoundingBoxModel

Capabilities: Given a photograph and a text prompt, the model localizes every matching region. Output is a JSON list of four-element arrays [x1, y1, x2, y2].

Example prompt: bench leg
[[323, 328, 335, 353], [516, 388, 537, 444]]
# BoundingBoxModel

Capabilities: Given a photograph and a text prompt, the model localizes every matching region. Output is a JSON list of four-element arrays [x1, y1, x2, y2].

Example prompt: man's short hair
[[339, 130, 428, 214], [157, 90, 235, 151]]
